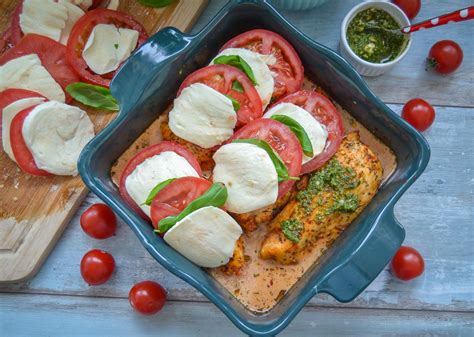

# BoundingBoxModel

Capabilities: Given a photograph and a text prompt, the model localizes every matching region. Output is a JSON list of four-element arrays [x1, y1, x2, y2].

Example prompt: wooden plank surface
[[0, 0, 207, 283]]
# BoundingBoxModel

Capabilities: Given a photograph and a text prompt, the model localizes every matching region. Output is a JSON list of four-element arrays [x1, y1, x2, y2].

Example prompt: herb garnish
[[142, 178, 176, 206], [231, 80, 244, 93], [281, 219, 304, 243], [224, 94, 241, 111], [138, 0, 174, 8], [66, 82, 119, 111], [270, 114, 314, 157], [213, 55, 257, 85]]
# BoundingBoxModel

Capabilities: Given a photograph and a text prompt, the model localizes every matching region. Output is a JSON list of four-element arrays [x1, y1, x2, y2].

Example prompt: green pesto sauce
[[280, 219, 304, 243], [347, 7, 408, 63], [296, 158, 360, 216]]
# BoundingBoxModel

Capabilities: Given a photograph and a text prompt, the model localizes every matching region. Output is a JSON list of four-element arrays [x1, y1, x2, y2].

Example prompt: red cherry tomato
[[427, 40, 463, 75], [392, 0, 421, 20], [401, 98, 435, 132], [80, 249, 115, 285], [391, 246, 425, 281], [129, 281, 167, 315], [80, 203, 117, 239]]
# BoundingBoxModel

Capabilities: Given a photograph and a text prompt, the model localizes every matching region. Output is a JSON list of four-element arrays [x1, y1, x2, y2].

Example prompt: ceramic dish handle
[[318, 210, 405, 302], [110, 28, 193, 112]]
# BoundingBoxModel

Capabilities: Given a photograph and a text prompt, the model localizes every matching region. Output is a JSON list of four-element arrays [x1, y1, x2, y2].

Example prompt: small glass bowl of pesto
[[340, 1, 412, 77]]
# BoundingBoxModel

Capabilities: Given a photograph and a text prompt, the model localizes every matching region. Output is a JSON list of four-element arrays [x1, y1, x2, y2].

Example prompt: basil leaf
[[66, 82, 119, 111], [157, 182, 228, 233], [213, 55, 257, 85], [138, 0, 174, 8], [231, 80, 244, 93], [142, 178, 176, 206], [270, 114, 314, 157], [232, 138, 299, 182], [224, 94, 241, 111]]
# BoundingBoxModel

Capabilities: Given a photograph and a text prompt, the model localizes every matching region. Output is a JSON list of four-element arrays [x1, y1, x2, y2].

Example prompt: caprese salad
[[0, 0, 148, 176], [119, 29, 344, 270]]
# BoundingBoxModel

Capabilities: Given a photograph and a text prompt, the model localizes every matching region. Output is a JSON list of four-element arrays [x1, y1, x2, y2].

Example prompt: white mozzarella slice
[[22, 101, 94, 176], [212, 143, 278, 214], [82, 24, 139, 75], [2, 97, 46, 163], [59, 1, 85, 46], [0, 54, 65, 103], [169, 83, 237, 149], [164, 206, 242, 268], [19, 0, 68, 42], [107, 0, 120, 10], [264, 103, 328, 164], [212, 48, 274, 109], [125, 151, 199, 216]]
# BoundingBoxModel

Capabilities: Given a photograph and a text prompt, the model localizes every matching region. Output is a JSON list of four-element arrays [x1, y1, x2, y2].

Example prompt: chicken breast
[[260, 132, 383, 264], [220, 236, 245, 275]]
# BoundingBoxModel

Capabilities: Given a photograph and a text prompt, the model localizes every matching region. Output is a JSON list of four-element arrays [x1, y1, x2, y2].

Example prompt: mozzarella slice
[[107, 0, 120, 10], [2, 97, 46, 163], [125, 151, 199, 216], [264, 102, 328, 164], [212, 48, 274, 109], [22, 101, 94, 176], [0, 54, 65, 103], [19, 0, 68, 42], [59, 1, 85, 46], [82, 24, 139, 75], [169, 83, 237, 149], [164, 206, 242, 268], [212, 143, 278, 214]]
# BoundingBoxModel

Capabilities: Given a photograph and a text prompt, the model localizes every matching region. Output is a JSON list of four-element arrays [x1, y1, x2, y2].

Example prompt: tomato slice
[[0, 88, 46, 143], [10, 105, 51, 176], [0, 34, 81, 103], [221, 29, 304, 101], [178, 64, 262, 126], [119, 141, 203, 219], [150, 177, 212, 229], [66, 9, 148, 87], [9, 1, 22, 46], [271, 90, 344, 174], [230, 118, 302, 198]]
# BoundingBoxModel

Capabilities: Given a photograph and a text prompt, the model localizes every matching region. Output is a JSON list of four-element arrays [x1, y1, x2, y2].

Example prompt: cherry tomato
[[66, 9, 148, 87], [80, 249, 115, 285], [391, 246, 425, 281], [401, 98, 435, 132], [179, 64, 263, 126], [392, 0, 421, 20], [150, 177, 211, 229], [129, 281, 167, 315], [230, 118, 302, 198], [221, 29, 304, 101], [427, 40, 463, 75], [270, 90, 344, 174], [80, 203, 117, 239], [119, 141, 202, 219]]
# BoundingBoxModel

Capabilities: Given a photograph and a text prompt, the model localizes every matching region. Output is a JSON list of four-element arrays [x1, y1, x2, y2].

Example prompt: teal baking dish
[[78, 0, 430, 335]]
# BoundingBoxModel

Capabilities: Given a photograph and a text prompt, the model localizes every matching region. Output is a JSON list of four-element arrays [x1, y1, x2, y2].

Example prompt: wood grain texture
[[0, 0, 207, 283], [0, 293, 472, 337]]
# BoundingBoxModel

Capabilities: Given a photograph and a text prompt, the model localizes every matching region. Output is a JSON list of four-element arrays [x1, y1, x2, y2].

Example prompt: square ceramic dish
[[79, 0, 430, 335]]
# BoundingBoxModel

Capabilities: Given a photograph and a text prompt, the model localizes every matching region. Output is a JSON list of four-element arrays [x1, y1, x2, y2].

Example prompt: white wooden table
[[1, 1, 473, 336]]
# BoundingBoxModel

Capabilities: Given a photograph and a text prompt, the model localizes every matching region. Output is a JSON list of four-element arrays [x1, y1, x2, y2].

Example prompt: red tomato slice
[[178, 64, 263, 126], [150, 177, 212, 229], [0, 88, 46, 143], [9, 1, 22, 46], [221, 29, 304, 101], [66, 9, 148, 87], [0, 34, 81, 103], [10, 105, 51, 176], [271, 90, 344, 174], [119, 141, 203, 219], [230, 118, 302, 198]]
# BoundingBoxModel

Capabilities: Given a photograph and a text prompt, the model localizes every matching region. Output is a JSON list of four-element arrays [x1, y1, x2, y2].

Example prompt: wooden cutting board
[[0, 0, 208, 283]]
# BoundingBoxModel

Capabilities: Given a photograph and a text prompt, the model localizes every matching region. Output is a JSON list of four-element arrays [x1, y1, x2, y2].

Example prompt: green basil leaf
[[66, 82, 119, 111], [232, 138, 299, 182], [231, 80, 244, 93], [142, 178, 176, 206], [213, 55, 257, 85], [270, 114, 314, 157], [138, 0, 174, 8], [224, 94, 241, 111], [157, 182, 228, 233]]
